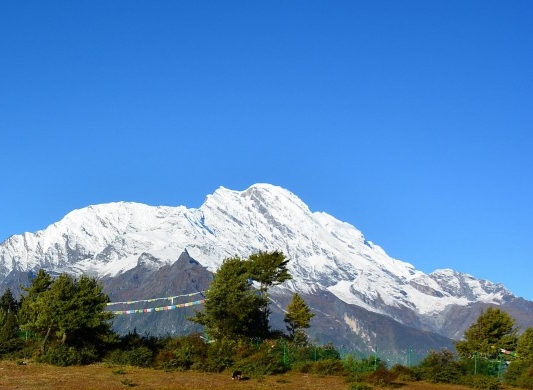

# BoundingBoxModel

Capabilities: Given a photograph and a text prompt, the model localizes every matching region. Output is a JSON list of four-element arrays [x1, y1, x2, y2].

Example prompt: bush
[[0, 338, 25, 356], [291, 360, 314, 373], [415, 349, 464, 384], [366, 369, 398, 387], [106, 346, 153, 367], [505, 360, 533, 387], [513, 364, 533, 389], [343, 355, 386, 373], [389, 364, 418, 381], [462, 374, 502, 390], [201, 339, 237, 372], [286, 343, 317, 364], [315, 343, 341, 361], [155, 334, 209, 370], [233, 348, 287, 377], [309, 358, 346, 376], [39, 344, 82, 366]]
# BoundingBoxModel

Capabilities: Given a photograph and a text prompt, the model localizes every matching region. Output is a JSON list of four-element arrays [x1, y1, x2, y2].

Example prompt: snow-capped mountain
[[0, 183, 530, 355]]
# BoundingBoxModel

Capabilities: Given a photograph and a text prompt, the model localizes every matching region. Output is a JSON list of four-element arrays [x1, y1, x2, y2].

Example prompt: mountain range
[[1, 183, 532, 362]]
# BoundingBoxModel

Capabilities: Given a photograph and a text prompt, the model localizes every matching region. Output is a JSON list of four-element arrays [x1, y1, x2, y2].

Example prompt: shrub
[[343, 355, 386, 373], [309, 358, 346, 376], [505, 360, 532, 387], [315, 343, 341, 361], [291, 360, 314, 373], [513, 364, 533, 390], [286, 343, 316, 364], [415, 349, 464, 384], [389, 364, 418, 381], [201, 339, 237, 372], [366, 369, 398, 387], [106, 346, 153, 367], [0, 338, 24, 356], [462, 374, 502, 390], [233, 348, 287, 377], [155, 334, 208, 370], [39, 344, 82, 366]]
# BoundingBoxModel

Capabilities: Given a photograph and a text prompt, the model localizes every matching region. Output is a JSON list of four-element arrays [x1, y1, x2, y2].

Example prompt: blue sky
[[1, 1, 532, 299]]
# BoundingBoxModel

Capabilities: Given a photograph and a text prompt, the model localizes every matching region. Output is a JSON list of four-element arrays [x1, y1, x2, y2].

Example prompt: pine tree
[[247, 250, 291, 299], [191, 256, 265, 341], [0, 288, 22, 353], [246, 250, 292, 336], [19, 271, 115, 358], [284, 293, 314, 345], [0, 288, 19, 314], [455, 307, 518, 359], [191, 251, 292, 341], [516, 327, 533, 362]]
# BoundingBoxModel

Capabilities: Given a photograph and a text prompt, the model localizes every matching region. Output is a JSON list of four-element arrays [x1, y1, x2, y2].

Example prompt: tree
[[0, 288, 22, 354], [0, 288, 20, 340], [455, 307, 518, 359], [191, 256, 265, 341], [417, 349, 464, 383], [246, 250, 292, 335], [247, 250, 291, 299], [504, 327, 533, 387], [191, 251, 292, 341], [0, 288, 19, 314], [516, 327, 533, 362], [18, 269, 53, 348], [19, 271, 115, 359], [284, 293, 314, 345]]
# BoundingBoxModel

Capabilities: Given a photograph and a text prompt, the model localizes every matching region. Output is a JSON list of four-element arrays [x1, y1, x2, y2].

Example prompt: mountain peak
[[0, 183, 520, 343]]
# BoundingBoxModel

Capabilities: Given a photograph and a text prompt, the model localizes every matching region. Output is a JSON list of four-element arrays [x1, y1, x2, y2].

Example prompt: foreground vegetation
[[1, 251, 533, 389]]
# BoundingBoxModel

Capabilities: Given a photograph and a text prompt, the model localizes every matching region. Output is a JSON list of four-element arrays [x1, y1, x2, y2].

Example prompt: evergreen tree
[[191, 251, 292, 341], [19, 271, 115, 357], [455, 307, 518, 359], [505, 327, 533, 387], [18, 269, 53, 335], [516, 327, 533, 362], [0, 288, 22, 353], [247, 250, 291, 299], [0, 288, 19, 314], [284, 293, 314, 346], [191, 256, 265, 341], [246, 250, 292, 335]]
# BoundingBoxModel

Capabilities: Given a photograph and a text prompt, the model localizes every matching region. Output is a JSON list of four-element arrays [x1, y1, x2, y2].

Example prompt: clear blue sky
[[1, 2, 532, 299]]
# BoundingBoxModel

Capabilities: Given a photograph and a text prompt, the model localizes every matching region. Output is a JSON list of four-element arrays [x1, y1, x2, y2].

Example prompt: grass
[[0, 361, 516, 390]]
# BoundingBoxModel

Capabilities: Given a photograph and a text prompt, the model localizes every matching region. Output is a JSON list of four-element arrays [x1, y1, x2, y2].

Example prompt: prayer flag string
[[109, 299, 206, 315], [106, 290, 207, 306]]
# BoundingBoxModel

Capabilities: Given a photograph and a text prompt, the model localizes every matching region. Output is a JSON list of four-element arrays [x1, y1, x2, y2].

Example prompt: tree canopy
[[19, 271, 115, 357], [191, 250, 292, 341], [516, 327, 533, 362], [455, 307, 518, 359]]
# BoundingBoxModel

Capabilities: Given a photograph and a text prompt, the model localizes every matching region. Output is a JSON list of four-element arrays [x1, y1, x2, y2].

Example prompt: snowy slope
[[0, 183, 513, 331]]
